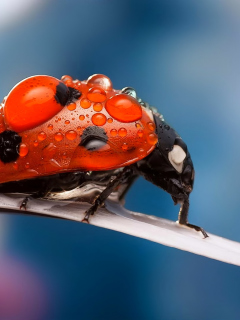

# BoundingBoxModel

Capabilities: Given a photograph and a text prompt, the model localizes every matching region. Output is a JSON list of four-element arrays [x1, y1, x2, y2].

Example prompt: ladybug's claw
[[20, 197, 29, 210], [184, 223, 209, 239]]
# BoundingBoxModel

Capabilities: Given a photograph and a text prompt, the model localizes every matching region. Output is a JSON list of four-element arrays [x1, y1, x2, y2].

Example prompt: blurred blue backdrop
[[1, 0, 240, 319]]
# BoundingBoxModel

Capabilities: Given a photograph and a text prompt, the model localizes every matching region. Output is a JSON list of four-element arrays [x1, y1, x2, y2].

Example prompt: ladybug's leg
[[178, 199, 208, 238], [19, 187, 53, 211], [82, 167, 133, 223], [20, 197, 29, 210]]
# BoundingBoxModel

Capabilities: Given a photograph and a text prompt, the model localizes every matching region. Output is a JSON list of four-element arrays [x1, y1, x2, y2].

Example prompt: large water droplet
[[87, 74, 112, 90]]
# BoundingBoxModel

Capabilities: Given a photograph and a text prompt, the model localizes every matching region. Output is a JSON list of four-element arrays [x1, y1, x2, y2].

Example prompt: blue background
[[0, 0, 240, 319]]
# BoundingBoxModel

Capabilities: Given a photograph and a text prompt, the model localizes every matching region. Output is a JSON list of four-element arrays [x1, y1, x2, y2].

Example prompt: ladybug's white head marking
[[168, 145, 186, 173]]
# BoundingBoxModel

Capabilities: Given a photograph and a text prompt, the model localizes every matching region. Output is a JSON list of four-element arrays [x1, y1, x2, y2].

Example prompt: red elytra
[[0, 74, 158, 183]]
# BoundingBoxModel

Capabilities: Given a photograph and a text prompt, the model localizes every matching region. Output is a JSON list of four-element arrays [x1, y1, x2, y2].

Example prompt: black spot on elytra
[[0, 130, 22, 163], [79, 126, 108, 149], [67, 87, 81, 105], [55, 82, 69, 106], [55, 83, 81, 106]]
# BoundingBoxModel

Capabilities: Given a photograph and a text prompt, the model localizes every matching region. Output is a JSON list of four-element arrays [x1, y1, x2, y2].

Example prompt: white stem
[[0, 193, 240, 266]]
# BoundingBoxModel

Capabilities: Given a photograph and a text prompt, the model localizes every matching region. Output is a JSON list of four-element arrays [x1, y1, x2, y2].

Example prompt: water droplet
[[137, 130, 144, 137], [38, 131, 46, 141], [118, 128, 127, 137], [147, 133, 158, 145], [164, 124, 170, 130], [33, 140, 38, 147], [67, 103, 76, 111], [106, 94, 142, 123], [147, 122, 155, 131], [110, 129, 117, 137], [135, 123, 141, 128], [91, 113, 107, 126], [25, 162, 30, 169], [48, 124, 53, 130], [121, 87, 137, 98], [77, 126, 81, 131], [87, 87, 107, 102], [19, 143, 29, 157], [122, 143, 128, 151], [65, 120, 70, 125], [137, 148, 146, 157], [54, 132, 63, 141], [13, 162, 18, 170], [58, 117, 61, 121], [107, 118, 113, 123], [80, 98, 91, 109], [79, 115, 85, 121], [61, 75, 73, 85], [93, 103, 103, 112], [87, 74, 112, 90], [62, 152, 67, 159], [66, 130, 77, 140]]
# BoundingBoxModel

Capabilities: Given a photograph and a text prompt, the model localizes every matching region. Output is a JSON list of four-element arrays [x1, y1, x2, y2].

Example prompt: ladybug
[[0, 74, 207, 238]]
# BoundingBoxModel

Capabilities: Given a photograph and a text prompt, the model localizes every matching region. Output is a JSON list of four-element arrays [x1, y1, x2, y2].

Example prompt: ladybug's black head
[[136, 113, 194, 204]]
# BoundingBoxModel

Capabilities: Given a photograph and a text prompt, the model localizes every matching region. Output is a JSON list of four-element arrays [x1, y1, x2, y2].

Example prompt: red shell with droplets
[[0, 74, 158, 183]]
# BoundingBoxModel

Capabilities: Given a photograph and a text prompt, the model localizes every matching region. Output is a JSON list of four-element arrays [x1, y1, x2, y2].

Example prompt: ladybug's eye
[[4, 75, 70, 133], [121, 87, 137, 99], [168, 145, 186, 173]]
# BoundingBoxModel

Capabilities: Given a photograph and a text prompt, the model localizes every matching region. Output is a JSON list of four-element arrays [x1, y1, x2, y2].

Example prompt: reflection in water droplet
[[79, 115, 85, 121], [38, 132, 47, 141], [107, 118, 113, 123], [54, 132, 63, 141], [65, 120, 70, 125], [33, 140, 38, 147], [110, 129, 117, 137], [19, 143, 29, 157], [91, 113, 107, 126], [66, 130, 77, 140], [48, 124, 53, 130], [118, 128, 127, 137]]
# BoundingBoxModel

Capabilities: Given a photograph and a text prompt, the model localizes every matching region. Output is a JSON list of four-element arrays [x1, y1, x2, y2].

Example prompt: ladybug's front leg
[[178, 199, 208, 238], [82, 167, 133, 223]]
